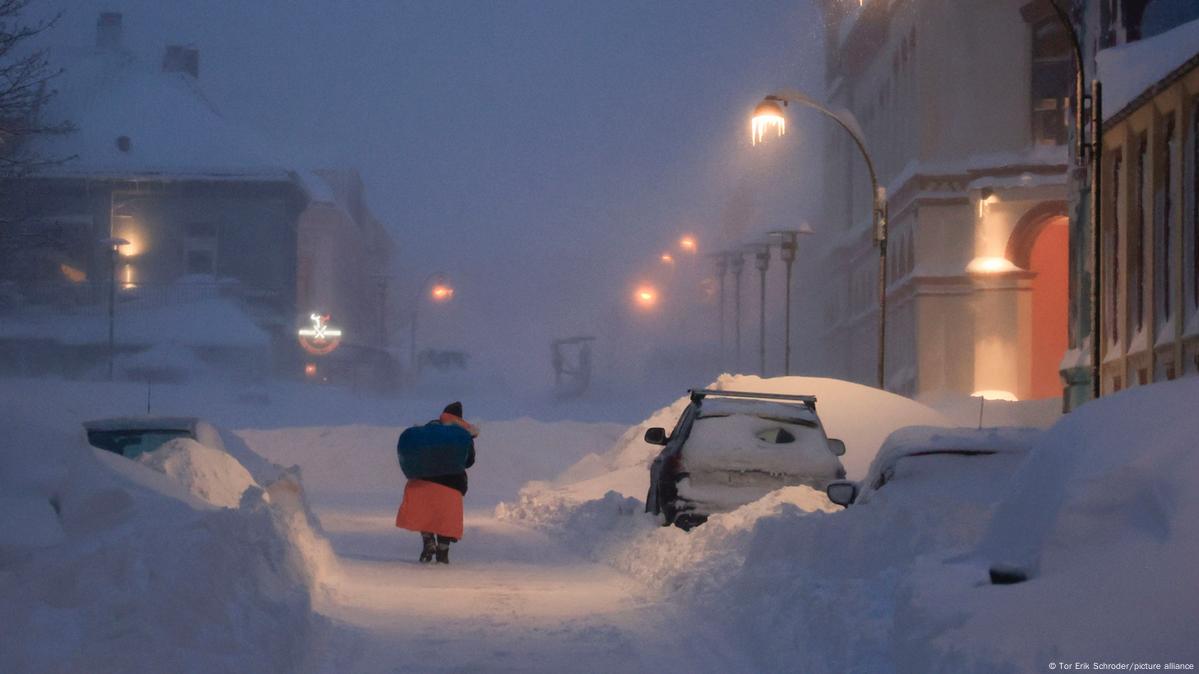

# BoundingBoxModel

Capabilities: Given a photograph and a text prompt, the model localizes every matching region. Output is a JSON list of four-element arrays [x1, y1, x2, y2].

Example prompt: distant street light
[[770, 225, 815, 376], [678, 235, 698, 254], [752, 90, 889, 389], [746, 243, 771, 375], [410, 272, 453, 373], [633, 284, 659, 309], [100, 236, 130, 381], [659, 252, 675, 265]]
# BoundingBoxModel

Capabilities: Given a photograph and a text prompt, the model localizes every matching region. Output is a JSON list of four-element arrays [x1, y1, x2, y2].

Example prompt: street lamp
[[99, 236, 130, 381], [1047, 0, 1103, 402], [410, 272, 453, 374], [633, 284, 659, 309], [770, 224, 815, 376], [728, 250, 745, 371], [709, 252, 730, 367], [678, 235, 698, 254], [752, 90, 889, 389], [746, 242, 771, 375]]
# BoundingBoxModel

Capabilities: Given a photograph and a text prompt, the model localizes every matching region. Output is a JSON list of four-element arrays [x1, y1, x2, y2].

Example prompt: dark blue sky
[[45, 0, 827, 384]]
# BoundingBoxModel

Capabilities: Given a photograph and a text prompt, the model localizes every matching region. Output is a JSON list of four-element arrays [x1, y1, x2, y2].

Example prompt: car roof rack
[[689, 388, 817, 406]]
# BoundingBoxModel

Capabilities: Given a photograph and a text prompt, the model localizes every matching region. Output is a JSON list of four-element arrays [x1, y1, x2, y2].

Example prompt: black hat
[[443, 401, 463, 418]]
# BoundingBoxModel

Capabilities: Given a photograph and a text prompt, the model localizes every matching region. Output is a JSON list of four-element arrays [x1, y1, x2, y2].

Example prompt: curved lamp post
[[1047, 0, 1102, 402], [752, 90, 889, 389], [770, 224, 815, 376], [410, 272, 453, 373]]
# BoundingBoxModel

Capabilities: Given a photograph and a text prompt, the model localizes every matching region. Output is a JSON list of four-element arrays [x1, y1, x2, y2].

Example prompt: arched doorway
[[1026, 216, 1070, 399]]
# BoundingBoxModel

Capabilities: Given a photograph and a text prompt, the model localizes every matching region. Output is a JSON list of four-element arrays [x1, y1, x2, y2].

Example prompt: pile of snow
[[904, 377, 1199, 670], [136, 437, 257, 508], [0, 410, 334, 673], [503, 374, 1199, 670], [498, 374, 949, 525]]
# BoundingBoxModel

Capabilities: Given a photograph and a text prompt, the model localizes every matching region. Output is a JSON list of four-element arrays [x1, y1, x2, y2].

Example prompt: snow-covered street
[[234, 421, 739, 673], [309, 510, 735, 674]]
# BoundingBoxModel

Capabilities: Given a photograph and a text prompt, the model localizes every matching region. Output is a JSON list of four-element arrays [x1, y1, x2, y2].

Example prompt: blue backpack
[[397, 421, 473, 479]]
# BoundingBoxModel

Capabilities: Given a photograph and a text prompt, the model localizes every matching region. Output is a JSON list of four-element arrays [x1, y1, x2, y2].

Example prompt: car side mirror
[[644, 427, 668, 446], [828, 438, 846, 456], [825, 480, 858, 507]]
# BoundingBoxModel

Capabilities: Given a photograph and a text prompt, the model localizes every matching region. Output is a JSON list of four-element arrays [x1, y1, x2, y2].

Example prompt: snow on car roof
[[864, 426, 1039, 485], [697, 398, 817, 423], [83, 416, 203, 433]]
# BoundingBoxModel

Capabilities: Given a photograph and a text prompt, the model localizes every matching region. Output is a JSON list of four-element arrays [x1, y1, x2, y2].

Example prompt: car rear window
[[87, 429, 194, 459]]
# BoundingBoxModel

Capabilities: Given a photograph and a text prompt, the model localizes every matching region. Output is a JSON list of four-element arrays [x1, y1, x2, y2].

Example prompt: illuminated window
[[1030, 18, 1071, 146]]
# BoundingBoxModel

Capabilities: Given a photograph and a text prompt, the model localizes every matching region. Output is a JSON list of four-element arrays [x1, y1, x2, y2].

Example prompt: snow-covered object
[[1097, 17, 1199, 120], [855, 425, 1039, 503], [681, 406, 841, 478], [136, 437, 258, 508], [907, 377, 1199, 669]]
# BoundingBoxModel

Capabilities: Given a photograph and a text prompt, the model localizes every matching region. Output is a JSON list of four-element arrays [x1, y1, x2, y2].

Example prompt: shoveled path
[[308, 508, 741, 674]]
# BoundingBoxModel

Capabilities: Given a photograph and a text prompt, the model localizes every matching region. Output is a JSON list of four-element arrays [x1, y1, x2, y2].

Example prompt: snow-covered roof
[[0, 296, 271, 348], [1097, 17, 1199, 123], [697, 398, 818, 424], [82, 416, 201, 433], [862, 425, 1038, 493], [32, 47, 297, 181]]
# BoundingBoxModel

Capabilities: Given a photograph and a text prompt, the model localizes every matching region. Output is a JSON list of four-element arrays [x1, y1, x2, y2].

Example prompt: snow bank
[[137, 437, 257, 508], [904, 377, 1199, 670], [0, 407, 333, 673], [503, 375, 1199, 670], [500, 374, 949, 517]]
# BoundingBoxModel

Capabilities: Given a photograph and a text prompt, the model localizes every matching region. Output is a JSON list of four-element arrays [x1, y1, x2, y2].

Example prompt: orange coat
[[395, 479, 464, 539]]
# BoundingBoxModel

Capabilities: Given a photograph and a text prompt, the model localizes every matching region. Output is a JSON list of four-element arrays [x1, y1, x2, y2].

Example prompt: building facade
[[811, 0, 1073, 403], [1083, 7, 1199, 394], [0, 13, 398, 384]]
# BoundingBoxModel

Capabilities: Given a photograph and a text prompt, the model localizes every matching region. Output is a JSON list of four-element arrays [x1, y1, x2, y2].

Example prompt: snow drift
[[0, 411, 333, 674]]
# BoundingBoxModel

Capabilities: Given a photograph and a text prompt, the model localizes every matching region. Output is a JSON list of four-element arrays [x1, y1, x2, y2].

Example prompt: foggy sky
[[41, 0, 827, 388]]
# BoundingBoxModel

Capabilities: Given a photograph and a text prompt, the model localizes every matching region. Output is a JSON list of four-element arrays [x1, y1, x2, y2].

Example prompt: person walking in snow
[[395, 401, 478, 564]]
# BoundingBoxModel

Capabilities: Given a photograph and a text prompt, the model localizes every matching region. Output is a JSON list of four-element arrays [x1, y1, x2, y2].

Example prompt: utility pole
[[748, 243, 771, 375], [729, 251, 745, 372]]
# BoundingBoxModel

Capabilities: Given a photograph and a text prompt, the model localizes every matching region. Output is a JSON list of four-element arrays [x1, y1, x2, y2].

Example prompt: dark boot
[[435, 539, 450, 564], [419, 533, 436, 563]]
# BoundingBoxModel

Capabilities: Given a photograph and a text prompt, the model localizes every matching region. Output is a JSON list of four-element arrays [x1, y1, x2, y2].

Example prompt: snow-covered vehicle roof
[[83, 416, 206, 433], [695, 398, 818, 425], [855, 426, 1039, 504]]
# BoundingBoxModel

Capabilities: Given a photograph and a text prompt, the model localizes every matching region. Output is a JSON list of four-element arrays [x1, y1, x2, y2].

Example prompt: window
[[186, 250, 214, 275], [1130, 134, 1148, 335], [1030, 18, 1072, 146], [1109, 151, 1123, 343], [183, 221, 218, 277], [1156, 115, 1176, 326]]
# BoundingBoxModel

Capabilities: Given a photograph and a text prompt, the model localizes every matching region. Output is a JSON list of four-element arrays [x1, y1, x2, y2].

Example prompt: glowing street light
[[750, 99, 786, 146], [752, 90, 888, 389], [633, 284, 658, 309], [411, 272, 453, 374], [678, 235, 698, 254], [660, 252, 675, 265]]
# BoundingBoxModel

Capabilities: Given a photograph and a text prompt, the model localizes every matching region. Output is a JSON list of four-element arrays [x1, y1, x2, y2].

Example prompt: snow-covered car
[[825, 425, 1039, 508], [644, 389, 847, 529], [84, 416, 226, 459], [82, 416, 278, 483]]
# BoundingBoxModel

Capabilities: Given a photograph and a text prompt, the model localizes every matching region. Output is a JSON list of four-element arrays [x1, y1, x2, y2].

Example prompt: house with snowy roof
[[1080, 7, 1199, 394], [0, 12, 397, 384]]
